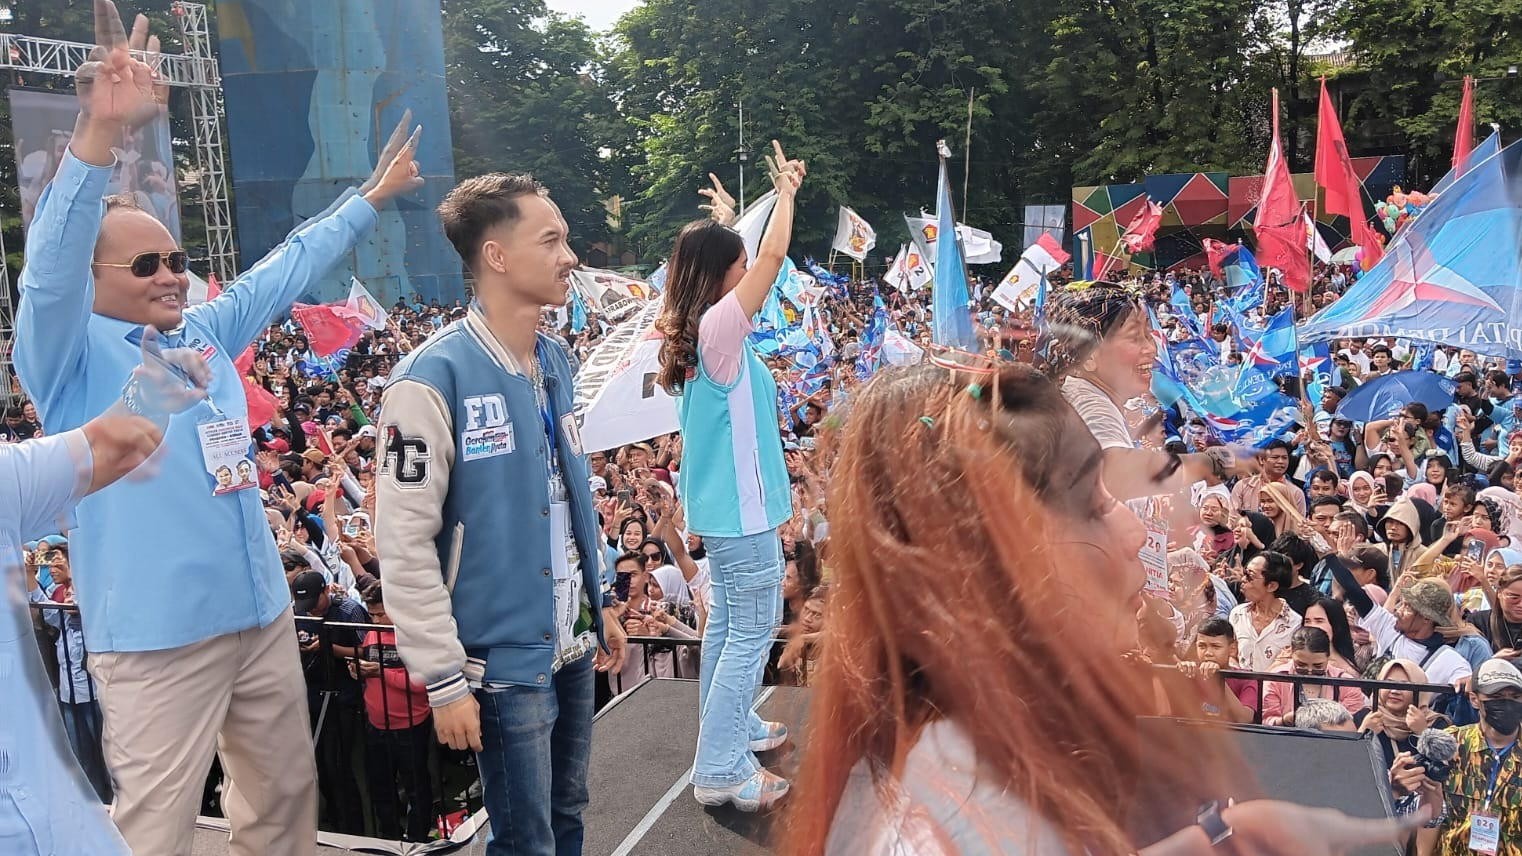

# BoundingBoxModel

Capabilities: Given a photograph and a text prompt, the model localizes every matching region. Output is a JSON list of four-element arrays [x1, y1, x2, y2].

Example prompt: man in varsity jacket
[[375, 173, 626, 856]]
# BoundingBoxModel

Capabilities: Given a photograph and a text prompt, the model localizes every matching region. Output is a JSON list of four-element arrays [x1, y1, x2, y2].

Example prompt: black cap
[[291, 570, 327, 613]]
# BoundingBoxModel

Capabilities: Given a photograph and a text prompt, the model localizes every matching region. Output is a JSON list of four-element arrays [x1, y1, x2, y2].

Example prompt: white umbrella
[[1329, 246, 1360, 264]]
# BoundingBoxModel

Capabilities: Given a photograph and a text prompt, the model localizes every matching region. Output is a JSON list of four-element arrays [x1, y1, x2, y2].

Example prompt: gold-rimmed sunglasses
[[93, 250, 189, 278]]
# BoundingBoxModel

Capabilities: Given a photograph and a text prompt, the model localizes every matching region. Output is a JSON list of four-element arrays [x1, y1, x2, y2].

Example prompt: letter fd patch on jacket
[[461, 394, 515, 461]]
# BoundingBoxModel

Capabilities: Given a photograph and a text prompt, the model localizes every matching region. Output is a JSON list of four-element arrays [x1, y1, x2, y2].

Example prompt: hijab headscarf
[[1347, 471, 1378, 515], [1407, 482, 1438, 508], [1233, 511, 1278, 566], [1374, 658, 1433, 740], [1479, 485, 1522, 543], [648, 565, 693, 610], [1261, 482, 1305, 534]]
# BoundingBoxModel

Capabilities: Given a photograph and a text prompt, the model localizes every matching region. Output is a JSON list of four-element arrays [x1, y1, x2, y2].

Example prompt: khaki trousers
[[89, 608, 317, 856]]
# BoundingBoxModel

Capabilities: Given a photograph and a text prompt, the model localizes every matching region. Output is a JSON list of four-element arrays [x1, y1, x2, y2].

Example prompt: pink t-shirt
[[698, 291, 755, 386]]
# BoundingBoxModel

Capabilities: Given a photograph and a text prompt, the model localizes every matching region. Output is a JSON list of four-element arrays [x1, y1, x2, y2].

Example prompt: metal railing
[[1153, 663, 1460, 726]]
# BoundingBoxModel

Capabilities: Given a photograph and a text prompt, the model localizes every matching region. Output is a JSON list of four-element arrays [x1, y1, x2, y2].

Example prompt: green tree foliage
[[1333, 0, 1522, 187], [440, 0, 625, 255]]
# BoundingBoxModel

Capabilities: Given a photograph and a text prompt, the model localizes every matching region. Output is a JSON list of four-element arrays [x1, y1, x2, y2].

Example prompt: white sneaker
[[693, 770, 790, 811], [748, 720, 789, 752]]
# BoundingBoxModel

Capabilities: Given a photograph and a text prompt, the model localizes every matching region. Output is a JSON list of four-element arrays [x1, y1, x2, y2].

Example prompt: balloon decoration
[[1372, 185, 1434, 236]]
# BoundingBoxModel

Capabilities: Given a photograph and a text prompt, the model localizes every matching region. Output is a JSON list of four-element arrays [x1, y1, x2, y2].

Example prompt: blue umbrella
[[1335, 371, 1457, 424]]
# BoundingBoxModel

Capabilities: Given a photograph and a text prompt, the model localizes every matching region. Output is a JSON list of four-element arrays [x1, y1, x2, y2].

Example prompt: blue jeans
[[475, 652, 595, 856], [692, 530, 783, 788], [58, 699, 112, 803]]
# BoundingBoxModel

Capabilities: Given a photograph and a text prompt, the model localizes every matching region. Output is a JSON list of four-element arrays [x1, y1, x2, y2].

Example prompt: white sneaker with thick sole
[[692, 770, 790, 811], [748, 720, 789, 752]]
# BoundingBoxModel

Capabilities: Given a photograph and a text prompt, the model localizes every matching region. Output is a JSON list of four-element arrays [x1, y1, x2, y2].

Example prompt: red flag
[[1314, 79, 1382, 269], [1034, 231, 1071, 265], [291, 302, 363, 356], [1119, 199, 1163, 253], [1202, 238, 1233, 276], [1454, 75, 1475, 173], [1254, 89, 1312, 293], [233, 346, 281, 428], [206, 273, 222, 300]]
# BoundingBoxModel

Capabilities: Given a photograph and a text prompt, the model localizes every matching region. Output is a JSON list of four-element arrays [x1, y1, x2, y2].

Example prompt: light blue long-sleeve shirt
[[14, 151, 379, 653], [0, 430, 128, 855]]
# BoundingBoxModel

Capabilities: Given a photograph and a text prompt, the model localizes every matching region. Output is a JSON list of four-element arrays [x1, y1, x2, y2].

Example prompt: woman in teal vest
[[655, 141, 805, 811]]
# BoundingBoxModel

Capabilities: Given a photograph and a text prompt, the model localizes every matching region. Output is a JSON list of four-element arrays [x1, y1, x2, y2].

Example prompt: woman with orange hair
[[783, 359, 1423, 855]]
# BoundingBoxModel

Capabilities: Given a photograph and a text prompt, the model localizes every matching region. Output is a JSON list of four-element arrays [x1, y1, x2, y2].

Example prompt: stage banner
[[10, 88, 180, 239]]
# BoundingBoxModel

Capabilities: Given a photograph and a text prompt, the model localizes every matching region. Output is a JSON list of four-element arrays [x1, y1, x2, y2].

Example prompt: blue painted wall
[[217, 0, 463, 305]]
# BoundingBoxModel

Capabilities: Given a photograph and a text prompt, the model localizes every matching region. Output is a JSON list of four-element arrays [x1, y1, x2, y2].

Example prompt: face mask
[[1482, 698, 1522, 735]]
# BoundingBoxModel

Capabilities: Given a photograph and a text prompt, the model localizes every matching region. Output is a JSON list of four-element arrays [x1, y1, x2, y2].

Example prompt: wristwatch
[[1196, 801, 1233, 848]]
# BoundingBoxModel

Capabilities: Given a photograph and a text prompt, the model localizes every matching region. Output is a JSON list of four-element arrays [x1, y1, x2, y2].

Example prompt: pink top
[[698, 291, 755, 386], [1260, 662, 1366, 724]]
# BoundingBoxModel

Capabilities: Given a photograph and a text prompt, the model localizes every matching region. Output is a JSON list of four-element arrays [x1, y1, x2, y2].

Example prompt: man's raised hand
[[363, 121, 424, 208]]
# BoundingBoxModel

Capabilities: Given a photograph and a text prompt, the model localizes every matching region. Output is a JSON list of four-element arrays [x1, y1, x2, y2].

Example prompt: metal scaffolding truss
[[0, 2, 237, 404]]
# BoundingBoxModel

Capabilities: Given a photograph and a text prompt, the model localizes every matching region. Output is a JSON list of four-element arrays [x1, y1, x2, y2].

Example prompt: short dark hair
[[1454, 371, 1479, 388], [1196, 616, 1234, 640], [437, 173, 549, 273], [362, 581, 384, 606], [1345, 543, 1390, 590], [1254, 550, 1295, 593], [1262, 439, 1293, 456], [1487, 369, 1511, 388], [1333, 511, 1369, 539], [1310, 495, 1344, 514], [1404, 402, 1429, 421], [1323, 385, 1348, 400], [1310, 470, 1340, 487], [1370, 344, 1392, 358]]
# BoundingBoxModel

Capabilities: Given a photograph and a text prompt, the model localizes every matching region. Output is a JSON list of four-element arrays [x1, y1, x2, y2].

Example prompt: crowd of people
[[4, 3, 1520, 855]]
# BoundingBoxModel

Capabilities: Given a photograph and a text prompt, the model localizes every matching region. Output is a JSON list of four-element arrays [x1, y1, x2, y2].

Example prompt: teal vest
[[675, 339, 792, 537]]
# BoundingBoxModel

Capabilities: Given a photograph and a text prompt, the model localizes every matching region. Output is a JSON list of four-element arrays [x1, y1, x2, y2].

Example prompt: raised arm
[[186, 117, 423, 354], [15, 3, 164, 417], [732, 141, 806, 318]]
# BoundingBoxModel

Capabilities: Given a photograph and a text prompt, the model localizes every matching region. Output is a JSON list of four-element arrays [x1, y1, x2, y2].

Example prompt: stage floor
[[585, 679, 811, 856], [190, 679, 809, 856]]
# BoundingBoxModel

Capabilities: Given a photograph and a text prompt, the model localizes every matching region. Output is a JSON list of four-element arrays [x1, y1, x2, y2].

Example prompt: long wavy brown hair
[[782, 361, 1242, 855], [654, 219, 746, 394]]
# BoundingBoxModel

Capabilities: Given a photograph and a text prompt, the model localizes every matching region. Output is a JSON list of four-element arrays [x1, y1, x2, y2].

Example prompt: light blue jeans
[[691, 530, 783, 788]]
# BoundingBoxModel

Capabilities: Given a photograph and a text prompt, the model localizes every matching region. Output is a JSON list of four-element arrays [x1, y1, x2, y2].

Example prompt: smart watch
[[1196, 801, 1233, 848]]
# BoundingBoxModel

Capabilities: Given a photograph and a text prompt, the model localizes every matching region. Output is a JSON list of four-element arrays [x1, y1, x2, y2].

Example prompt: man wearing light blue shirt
[[11, 5, 424, 854], [2, 326, 210, 855]]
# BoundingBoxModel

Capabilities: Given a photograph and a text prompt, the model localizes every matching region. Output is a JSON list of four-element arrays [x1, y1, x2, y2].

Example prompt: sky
[[543, 0, 642, 32]]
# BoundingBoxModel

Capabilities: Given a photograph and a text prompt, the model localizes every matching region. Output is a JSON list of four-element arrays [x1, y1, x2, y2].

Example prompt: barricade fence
[[29, 603, 1455, 842]]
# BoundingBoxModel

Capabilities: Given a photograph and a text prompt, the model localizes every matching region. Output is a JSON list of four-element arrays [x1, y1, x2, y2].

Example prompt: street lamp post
[[736, 98, 747, 214]]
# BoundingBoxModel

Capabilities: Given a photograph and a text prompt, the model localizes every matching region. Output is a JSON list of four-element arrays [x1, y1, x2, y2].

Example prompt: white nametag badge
[[1469, 812, 1500, 855], [550, 502, 575, 580], [461, 423, 514, 462], [197, 417, 258, 497], [560, 412, 584, 458]]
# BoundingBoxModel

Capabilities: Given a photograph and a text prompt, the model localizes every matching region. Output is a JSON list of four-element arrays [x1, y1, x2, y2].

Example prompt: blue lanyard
[[1485, 740, 1516, 808], [533, 339, 559, 479]]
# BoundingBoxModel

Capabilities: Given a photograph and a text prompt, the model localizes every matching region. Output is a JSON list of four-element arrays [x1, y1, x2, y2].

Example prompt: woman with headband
[[1039, 281, 1246, 504]]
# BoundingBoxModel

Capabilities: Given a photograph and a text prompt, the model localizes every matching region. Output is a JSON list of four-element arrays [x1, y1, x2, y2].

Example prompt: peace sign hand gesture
[[76, 2, 162, 130], [764, 140, 806, 197], [698, 173, 737, 226]]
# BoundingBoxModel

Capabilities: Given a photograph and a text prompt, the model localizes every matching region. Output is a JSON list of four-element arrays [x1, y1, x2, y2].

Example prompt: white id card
[[198, 417, 258, 497], [549, 501, 575, 580], [1469, 812, 1500, 855]]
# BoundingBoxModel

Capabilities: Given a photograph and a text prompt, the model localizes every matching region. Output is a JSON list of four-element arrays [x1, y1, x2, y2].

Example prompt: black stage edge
[[585, 679, 811, 856]]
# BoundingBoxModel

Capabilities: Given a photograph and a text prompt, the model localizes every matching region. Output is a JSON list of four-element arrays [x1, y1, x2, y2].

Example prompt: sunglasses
[[1291, 665, 1330, 676], [94, 250, 190, 278], [641, 552, 662, 562]]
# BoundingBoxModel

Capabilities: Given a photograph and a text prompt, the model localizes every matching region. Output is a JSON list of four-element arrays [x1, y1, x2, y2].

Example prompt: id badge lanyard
[[1483, 741, 1516, 812], [534, 339, 563, 500]]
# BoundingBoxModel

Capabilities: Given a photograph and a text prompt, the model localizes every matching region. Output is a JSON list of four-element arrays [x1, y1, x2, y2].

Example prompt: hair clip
[[966, 383, 983, 400], [919, 416, 935, 427]]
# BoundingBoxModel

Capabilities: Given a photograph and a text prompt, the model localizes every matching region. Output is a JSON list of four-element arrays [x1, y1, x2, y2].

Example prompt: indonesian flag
[[991, 232, 1071, 309]]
